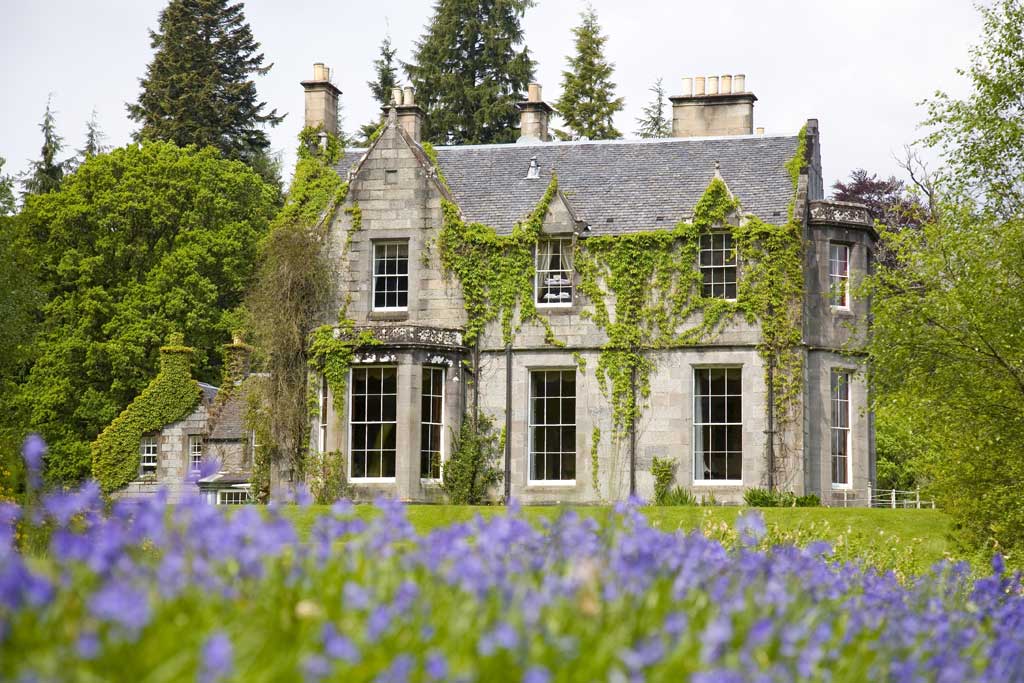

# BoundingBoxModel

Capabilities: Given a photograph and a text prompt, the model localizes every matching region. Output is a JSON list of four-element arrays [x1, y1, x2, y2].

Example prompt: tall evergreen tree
[[127, 0, 283, 168], [556, 6, 624, 140], [633, 78, 671, 139], [21, 95, 71, 198], [405, 0, 535, 145], [76, 108, 109, 164], [360, 34, 399, 143]]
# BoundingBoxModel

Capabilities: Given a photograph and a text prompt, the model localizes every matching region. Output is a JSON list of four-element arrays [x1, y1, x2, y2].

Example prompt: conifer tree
[[634, 78, 671, 138], [556, 6, 624, 140], [127, 0, 283, 168], [21, 95, 71, 198], [76, 109, 109, 165], [360, 34, 399, 143], [406, 0, 535, 145]]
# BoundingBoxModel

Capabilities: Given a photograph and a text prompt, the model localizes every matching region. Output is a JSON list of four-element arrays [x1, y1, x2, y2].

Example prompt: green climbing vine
[[591, 426, 601, 495], [91, 334, 202, 493], [438, 175, 564, 347], [308, 316, 380, 419]]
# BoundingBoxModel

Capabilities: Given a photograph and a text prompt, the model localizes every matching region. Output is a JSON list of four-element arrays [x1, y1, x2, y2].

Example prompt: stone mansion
[[108, 64, 876, 506]]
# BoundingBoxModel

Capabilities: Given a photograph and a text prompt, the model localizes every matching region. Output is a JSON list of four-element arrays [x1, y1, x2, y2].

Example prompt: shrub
[[650, 456, 676, 505], [441, 412, 503, 505], [743, 487, 777, 507], [308, 449, 349, 505], [660, 486, 698, 506], [744, 488, 810, 507], [796, 493, 821, 507]]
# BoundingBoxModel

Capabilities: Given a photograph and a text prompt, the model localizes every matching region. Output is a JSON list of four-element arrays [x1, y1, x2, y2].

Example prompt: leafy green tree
[[13, 141, 276, 485], [75, 108, 109, 164], [923, 0, 1024, 218], [359, 35, 399, 143], [0, 157, 15, 216], [127, 0, 283, 172], [21, 95, 71, 198], [556, 6, 624, 140], [633, 78, 670, 139], [867, 205, 1024, 553], [405, 0, 536, 145]]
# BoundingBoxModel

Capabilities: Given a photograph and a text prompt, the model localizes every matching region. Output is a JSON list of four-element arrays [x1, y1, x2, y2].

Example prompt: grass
[[279, 504, 954, 573]]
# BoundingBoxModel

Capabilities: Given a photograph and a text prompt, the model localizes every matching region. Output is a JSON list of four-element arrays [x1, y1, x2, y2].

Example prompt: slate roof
[[336, 134, 799, 234], [207, 375, 265, 441], [198, 382, 219, 405]]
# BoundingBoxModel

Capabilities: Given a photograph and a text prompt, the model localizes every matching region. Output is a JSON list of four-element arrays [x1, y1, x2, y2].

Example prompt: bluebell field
[[2, 437, 1023, 682]]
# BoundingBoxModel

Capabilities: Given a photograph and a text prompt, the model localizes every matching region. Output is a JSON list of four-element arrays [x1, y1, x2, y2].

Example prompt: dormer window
[[535, 238, 573, 306], [699, 232, 737, 299], [373, 241, 409, 311]]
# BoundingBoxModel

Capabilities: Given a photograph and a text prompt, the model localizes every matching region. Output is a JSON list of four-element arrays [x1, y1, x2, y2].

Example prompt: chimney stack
[[222, 332, 252, 387], [301, 63, 342, 136], [516, 83, 554, 143], [383, 85, 425, 142], [669, 73, 757, 138]]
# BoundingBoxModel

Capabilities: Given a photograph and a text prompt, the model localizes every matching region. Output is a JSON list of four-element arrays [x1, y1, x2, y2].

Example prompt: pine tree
[[21, 95, 70, 198], [405, 0, 536, 145], [76, 108, 109, 164], [556, 6, 624, 140], [360, 34, 399, 143], [126, 0, 283, 167], [634, 78, 671, 138]]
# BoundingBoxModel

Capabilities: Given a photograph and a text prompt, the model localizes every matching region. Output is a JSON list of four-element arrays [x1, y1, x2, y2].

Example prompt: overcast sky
[[1, 0, 983, 193]]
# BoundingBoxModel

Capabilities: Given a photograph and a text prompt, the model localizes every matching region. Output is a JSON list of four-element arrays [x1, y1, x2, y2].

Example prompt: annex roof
[[336, 134, 799, 234]]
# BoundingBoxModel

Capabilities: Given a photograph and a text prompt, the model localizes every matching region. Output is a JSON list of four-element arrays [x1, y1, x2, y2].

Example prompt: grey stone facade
[[310, 103, 877, 506]]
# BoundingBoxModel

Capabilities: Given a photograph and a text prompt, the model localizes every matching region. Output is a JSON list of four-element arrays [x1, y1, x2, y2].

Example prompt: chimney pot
[[756, 127, 765, 136], [517, 83, 553, 143], [669, 73, 756, 138], [528, 83, 542, 102], [313, 63, 329, 81], [402, 86, 415, 106], [391, 87, 403, 106]]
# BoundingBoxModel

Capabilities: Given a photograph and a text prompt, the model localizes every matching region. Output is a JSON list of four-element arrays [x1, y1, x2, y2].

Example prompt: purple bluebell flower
[[523, 666, 551, 683], [735, 510, 767, 544], [199, 632, 233, 683], [21, 434, 46, 490], [479, 622, 520, 656], [425, 652, 447, 680], [992, 553, 1005, 576], [89, 581, 150, 632], [76, 631, 101, 659], [373, 654, 414, 683], [322, 623, 359, 663], [302, 654, 331, 683]]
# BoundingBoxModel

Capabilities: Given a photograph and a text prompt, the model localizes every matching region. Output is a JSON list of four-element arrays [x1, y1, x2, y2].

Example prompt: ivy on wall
[[91, 334, 202, 493], [308, 317, 380, 420], [438, 175, 563, 347]]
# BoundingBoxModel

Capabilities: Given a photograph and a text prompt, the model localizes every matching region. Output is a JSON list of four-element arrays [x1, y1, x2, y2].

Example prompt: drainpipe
[[504, 342, 512, 502], [629, 362, 637, 497], [767, 351, 776, 492]]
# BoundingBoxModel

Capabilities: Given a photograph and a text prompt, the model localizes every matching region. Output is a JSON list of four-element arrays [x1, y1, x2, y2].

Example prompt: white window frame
[[534, 238, 574, 307], [372, 241, 409, 312], [692, 367, 743, 486], [217, 487, 251, 505], [420, 366, 445, 480], [830, 369, 852, 489], [318, 374, 329, 453], [527, 368, 577, 486], [188, 435, 203, 473], [348, 366, 398, 483], [829, 243, 850, 309], [699, 232, 738, 300], [140, 435, 158, 476]]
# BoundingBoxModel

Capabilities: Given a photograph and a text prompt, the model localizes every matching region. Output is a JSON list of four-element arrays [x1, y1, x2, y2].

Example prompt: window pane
[[373, 242, 409, 310], [694, 368, 742, 481], [529, 369, 576, 481], [351, 367, 399, 479]]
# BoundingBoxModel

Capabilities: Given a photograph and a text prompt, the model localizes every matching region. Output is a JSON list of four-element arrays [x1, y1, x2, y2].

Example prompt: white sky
[[1, 0, 982, 193]]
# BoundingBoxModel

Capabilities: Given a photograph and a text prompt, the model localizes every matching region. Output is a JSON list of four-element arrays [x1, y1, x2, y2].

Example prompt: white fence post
[[867, 483, 872, 508], [915, 487, 921, 509], [891, 488, 896, 509]]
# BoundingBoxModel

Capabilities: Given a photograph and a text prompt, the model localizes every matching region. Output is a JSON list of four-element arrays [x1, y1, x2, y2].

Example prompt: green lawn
[[280, 504, 954, 574]]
